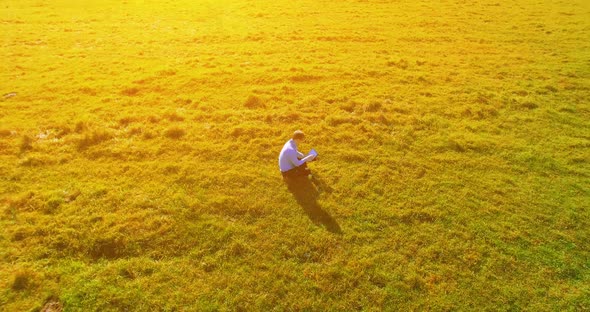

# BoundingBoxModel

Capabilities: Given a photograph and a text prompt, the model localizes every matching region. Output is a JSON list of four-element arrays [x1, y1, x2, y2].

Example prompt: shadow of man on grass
[[284, 173, 342, 234]]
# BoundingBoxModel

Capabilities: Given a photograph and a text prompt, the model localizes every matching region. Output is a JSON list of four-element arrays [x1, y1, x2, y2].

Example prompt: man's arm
[[288, 149, 314, 167], [297, 151, 305, 159]]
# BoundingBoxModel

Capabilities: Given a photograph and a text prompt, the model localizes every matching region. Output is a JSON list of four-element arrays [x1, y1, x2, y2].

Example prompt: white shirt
[[278, 139, 314, 172]]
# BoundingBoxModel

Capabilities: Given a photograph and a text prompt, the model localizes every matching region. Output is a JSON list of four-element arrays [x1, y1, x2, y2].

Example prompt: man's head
[[292, 130, 305, 145]]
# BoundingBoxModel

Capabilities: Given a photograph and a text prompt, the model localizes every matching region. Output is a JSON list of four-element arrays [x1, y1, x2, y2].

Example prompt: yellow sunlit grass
[[1, 0, 589, 310]]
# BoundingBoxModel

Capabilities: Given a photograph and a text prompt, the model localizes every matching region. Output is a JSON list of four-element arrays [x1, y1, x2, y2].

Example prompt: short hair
[[293, 130, 305, 140]]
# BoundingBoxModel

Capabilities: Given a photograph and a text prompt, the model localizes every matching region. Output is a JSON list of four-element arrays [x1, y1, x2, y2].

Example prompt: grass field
[[1, 0, 589, 310]]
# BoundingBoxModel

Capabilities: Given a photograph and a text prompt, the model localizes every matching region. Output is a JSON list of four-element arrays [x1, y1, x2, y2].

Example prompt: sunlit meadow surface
[[1, 0, 589, 310]]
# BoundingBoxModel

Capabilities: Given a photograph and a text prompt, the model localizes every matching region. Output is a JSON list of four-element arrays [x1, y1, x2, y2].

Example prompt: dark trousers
[[281, 162, 310, 179]]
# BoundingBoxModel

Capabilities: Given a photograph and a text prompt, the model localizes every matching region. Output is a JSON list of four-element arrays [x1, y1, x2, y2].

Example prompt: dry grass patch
[[164, 126, 186, 139]]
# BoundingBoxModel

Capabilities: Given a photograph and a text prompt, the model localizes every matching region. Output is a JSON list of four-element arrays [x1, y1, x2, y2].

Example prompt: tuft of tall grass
[[163, 111, 185, 122], [77, 130, 113, 150], [0, 129, 12, 137], [244, 94, 266, 109], [19, 134, 33, 153], [11, 269, 36, 291], [164, 126, 186, 139]]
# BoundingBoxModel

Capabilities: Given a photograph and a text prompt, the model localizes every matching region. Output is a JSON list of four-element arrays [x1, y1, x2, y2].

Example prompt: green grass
[[1, 0, 589, 310]]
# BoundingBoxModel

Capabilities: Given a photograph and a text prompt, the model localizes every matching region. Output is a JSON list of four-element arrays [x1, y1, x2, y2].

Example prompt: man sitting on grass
[[278, 130, 316, 179]]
